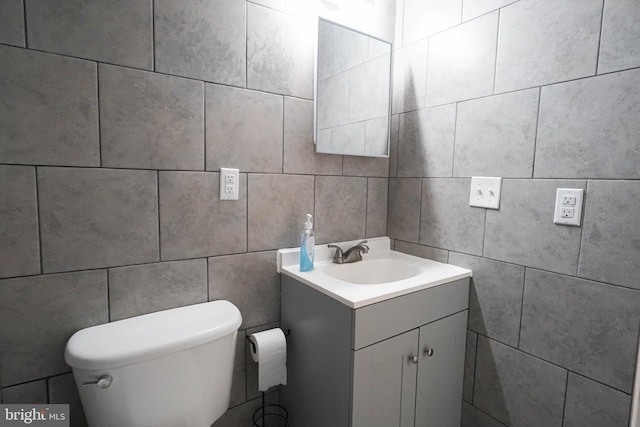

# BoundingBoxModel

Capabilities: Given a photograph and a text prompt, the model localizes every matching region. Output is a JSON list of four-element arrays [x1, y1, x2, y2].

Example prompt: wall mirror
[[314, 18, 392, 157]]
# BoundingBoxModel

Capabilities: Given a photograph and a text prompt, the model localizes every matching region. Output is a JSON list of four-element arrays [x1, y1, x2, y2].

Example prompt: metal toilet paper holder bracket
[[246, 329, 290, 354]]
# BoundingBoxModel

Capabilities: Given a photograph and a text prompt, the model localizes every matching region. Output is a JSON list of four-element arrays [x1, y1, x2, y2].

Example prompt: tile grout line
[[595, 0, 606, 75], [22, 0, 28, 47]]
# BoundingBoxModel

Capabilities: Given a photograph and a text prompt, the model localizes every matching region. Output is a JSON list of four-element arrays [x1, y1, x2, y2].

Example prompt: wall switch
[[469, 177, 502, 209], [554, 188, 583, 226], [220, 168, 239, 201]]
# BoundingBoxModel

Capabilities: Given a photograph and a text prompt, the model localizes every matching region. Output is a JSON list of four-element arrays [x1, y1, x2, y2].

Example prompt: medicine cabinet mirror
[[314, 18, 392, 157]]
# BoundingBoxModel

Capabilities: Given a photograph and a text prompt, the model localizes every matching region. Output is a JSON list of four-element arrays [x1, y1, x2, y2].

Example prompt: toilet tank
[[65, 300, 242, 427]]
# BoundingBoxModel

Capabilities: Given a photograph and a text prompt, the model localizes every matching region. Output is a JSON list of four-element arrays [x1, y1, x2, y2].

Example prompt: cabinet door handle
[[409, 354, 419, 364], [424, 347, 434, 357]]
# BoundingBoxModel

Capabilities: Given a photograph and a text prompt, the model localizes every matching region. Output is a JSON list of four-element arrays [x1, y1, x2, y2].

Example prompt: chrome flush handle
[[82, 375, 113, 389]]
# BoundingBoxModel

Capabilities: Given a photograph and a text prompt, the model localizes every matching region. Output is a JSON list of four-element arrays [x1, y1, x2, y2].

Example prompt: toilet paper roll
[[249, 328, 287, 391]]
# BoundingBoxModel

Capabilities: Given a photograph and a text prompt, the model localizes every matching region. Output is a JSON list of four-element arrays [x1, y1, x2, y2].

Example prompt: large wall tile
[[473, 336, 567, 427], [494, 0, 601, 93], [366, 178, 388, 238], [39, 168, 159, 273], [1, 380, 47, 404], [159, 172, 247, 260], [454, 89, 539, 178], [579, 181, 640, 289], [392, 39, 428, 114], [402, 0, 462, 44], [599, 0, 640, 73], [0, 0, 25, 47], [0, 166, 39, 278], [387, 178, 422, 242], [283, 97, 342, 175], [461, 402, 506, 427], [314, 176, 367, 244], [398, 104, 456, 177], [389, 114, 399, 178], [248, 174, 314, 251], [109, 259, 208, 321], [520, 269, 640, 393], [25, 0, 152, 69], [0, 270, 108, 386], [247, 3, 313, 98], [208, 252, 279, 329], [483, 179, 586, 275], [463, 331, 477, 404], [426, 12, 498, 106], [206, 84, 283, 173], [535, 69, 640, 179], [0, 46, 98, 166], [342, 156, 389, 177], [49, 373, 87, 427], [449, 253, 524, 347], [155, 0, 245, 86], [420, 179, 485, 255], [563, 373, 632, 427], [100, 65, 204, 170], [394, 240, 448, 263], [462, 0, 518, 21]]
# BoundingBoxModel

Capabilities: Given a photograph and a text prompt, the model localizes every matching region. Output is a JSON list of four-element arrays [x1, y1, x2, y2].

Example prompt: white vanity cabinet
[[281, 275, 469, 427]]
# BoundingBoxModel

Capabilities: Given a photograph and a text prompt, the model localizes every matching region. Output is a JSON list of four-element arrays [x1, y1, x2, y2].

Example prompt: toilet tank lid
[[64, 300, 242, 370]]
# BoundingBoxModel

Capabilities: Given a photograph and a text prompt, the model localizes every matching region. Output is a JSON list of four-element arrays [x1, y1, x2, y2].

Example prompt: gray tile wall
[[391, 0, 640, 425], [0, 1, 389, 425]]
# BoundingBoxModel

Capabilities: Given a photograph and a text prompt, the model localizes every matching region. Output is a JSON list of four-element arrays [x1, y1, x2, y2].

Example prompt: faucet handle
[[327, 244, 344, 263]]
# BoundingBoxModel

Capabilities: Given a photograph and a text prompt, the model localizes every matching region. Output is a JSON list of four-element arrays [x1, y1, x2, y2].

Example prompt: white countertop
[[277, 237, 472, 308]]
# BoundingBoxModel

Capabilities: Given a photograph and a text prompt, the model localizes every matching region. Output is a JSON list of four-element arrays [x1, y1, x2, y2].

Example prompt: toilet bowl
[[65, 300, 242, 427]]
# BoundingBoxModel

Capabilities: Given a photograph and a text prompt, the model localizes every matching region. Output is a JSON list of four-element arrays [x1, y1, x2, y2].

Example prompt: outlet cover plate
[[469, 177, 502, 209], [220, 167, 239, 201], [553, 188, 583, 226]]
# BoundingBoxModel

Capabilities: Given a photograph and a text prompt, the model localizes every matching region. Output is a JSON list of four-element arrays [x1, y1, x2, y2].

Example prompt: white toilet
[[65, 300, 242, 427]]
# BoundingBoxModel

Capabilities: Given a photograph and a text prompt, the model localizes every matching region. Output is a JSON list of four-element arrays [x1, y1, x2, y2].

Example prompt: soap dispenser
[[300, 214, 315, 271]]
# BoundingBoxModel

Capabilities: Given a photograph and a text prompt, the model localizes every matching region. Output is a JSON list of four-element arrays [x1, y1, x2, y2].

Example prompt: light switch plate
[[220, 167, 239, 201], [553, 188, 583, 226], [469, 177, 502, 209]]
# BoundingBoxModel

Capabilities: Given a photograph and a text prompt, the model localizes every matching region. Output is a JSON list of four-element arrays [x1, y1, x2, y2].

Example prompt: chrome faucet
[[328, 240, 370, 264]]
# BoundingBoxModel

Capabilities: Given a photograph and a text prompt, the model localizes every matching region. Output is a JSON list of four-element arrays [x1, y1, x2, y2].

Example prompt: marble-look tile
[[283, 97, 342, 175], [483, 179, 585, 275], [248, 174, 315, 251], [0, 0, 25, 47], [328, 122, 366, 155], [392, 39, 428, 114], [403, 0, 462, 45], [461, 402, 506, 427], [394, 0, 405, 47], [420, 178, 485, 255], [426, 12, 498, 106], [1, 380, 47, 403], [159, 172, 247, 260], [454, 89, 539, 178], [398, 104, 456, 177], [247, 3, 314, 98], [387, 178, 422, 243], [49, 373, 87, 427], [364, 117, 389, 156], [579, 180, 640, 289], [473, 336, 567, 427], [599, 0, 640, 73], [155, 0, 245, 85], [342, 156, 389, 177], [206, 84, 283, 173], [109, 259, 208, 321], [39, 168, 159, 273], [449, 253, 524, 347], [331, 23, 369, 75], [563, 373, 632, 427], [100, 64, 204, 170], [0, 271, 108, 385], [317, 71, 349, 130], [462, 0, 518, 21], [366, 178, 388, 238], [394, 241, 448, 263], [229, 332, 246, 408], [494, 0, 601, 93], [348, 55, 391, 123], [535, 69, 640, 179], [26, 0, 152, 69], [208, 252, 280, 329], [389, 114, 400, 177], [520, 269, 640, 393], [314, 176, 368, 244], [0, 166, 39, 278], [0, 45, 98, 167], [463, 332, 478, 404]]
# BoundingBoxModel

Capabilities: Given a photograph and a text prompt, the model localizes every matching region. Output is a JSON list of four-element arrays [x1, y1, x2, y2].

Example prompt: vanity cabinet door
[[414, 311, 468, 427], [352, 329, 419, 427]]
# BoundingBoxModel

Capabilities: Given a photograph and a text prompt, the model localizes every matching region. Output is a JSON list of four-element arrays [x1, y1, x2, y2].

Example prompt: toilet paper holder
[[247, 329, 290, 354]]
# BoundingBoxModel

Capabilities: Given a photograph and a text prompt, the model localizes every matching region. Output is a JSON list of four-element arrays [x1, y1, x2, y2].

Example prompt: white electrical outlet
[[553, 188, 583, 226], [220, 168, 239, 201], [469, 177, 502, 209]]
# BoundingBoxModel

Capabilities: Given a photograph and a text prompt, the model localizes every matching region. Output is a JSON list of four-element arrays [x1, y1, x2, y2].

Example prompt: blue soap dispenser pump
[[300, 214, 315, 271]]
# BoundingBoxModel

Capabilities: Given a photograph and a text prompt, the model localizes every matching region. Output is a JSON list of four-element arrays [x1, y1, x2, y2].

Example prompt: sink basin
[[323, 258, 422, 284]]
